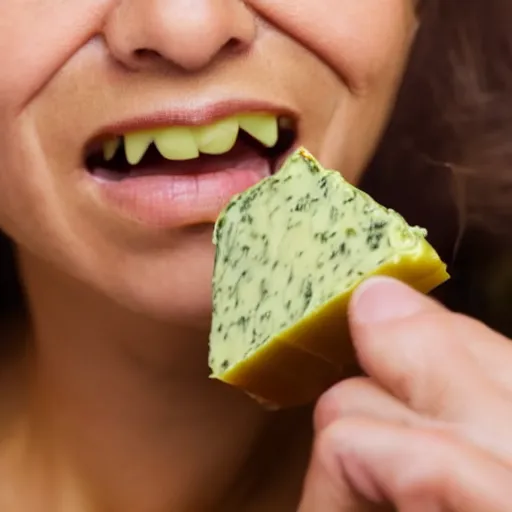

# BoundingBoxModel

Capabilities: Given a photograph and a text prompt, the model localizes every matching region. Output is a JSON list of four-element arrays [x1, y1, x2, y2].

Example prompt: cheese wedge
[[209, 147, 449, 408]]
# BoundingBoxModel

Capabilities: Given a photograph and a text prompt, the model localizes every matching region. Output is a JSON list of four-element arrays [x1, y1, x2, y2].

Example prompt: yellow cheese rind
[[215, 237, 448, 407]]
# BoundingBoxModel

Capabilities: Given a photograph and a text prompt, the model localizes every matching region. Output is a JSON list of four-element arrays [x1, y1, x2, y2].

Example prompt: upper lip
[[87, 99, 298, 142]]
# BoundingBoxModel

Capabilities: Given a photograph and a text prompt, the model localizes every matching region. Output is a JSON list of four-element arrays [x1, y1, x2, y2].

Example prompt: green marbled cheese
[[209, 148, 427, 375]]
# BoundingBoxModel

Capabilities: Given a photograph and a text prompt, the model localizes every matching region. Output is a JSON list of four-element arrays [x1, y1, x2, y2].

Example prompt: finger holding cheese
[[209, 148, 449, 408]]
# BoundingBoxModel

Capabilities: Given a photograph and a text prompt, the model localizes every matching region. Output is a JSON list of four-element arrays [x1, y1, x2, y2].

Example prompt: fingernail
[[350, 276, 427, 324]]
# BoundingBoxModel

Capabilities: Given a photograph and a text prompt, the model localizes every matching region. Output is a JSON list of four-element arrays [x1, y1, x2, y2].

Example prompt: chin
[[126, 271, 215, 328]]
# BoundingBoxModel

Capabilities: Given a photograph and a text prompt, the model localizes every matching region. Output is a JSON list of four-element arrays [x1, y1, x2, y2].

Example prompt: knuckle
[[315, 418, 356, 462], [330, 376, 374, 403], [314, 377, 373, 430], [393, 359, 450, 416]]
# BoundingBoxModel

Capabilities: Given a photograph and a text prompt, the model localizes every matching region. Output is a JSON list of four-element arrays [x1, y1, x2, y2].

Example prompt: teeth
[[105, 113, 283, 165], [103, 138, 120, 161], [195, 118, 239, 155], [124, 131, 153, 165], [153, 127, 199, 161], [238, 114, 279, 148]]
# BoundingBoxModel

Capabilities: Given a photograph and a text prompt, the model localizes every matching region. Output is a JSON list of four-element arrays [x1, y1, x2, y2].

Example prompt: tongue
[[95, 139, 272, 181]]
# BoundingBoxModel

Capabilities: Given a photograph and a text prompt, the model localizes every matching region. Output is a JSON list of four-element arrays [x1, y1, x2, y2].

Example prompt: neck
[[18, 253, 295, 512]]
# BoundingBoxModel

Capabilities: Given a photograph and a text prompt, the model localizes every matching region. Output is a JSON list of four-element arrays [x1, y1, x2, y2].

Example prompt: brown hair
[[363, 0, 512, 331], [1, 0, 511, 327], [366, 0, 512, 236]]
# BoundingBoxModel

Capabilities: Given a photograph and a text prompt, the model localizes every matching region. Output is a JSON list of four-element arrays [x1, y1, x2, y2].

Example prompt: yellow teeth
[[124, 131, 153, 166], [195, 118, 239, 155], [238, 113, 279, 147], [103, 113, 284, 165], [103, 138, 120, 161], [154, 127, 199, 161]]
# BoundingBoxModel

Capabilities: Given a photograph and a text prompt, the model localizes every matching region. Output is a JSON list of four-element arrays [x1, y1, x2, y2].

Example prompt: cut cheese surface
[[209, 147, 449, 408]]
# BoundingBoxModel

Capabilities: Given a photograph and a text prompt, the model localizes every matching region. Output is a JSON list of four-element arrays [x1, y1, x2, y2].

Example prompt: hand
[[298, 277, 512, 511]]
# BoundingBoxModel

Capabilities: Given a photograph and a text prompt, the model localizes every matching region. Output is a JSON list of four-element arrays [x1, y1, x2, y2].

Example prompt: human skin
[[299, 277, 512, 511], [5, 1, 511, 511]]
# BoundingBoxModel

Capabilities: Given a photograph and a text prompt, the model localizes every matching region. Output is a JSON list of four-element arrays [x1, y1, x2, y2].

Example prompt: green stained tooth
[[195, 118, 239, 155], [124, 131, 153, 165], [153, 127, 199, 160], [103, 138, 120, 161], [238, 114, 278, 147]]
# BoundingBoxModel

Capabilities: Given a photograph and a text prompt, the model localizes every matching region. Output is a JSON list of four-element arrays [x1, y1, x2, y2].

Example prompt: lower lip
[[90, 165, 271, 229]]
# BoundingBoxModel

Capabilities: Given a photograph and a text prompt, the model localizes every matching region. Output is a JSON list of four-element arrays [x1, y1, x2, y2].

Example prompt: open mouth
[[84, 113, 297, 181]]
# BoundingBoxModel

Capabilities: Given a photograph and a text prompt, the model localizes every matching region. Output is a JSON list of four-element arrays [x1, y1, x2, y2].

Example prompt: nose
[[103, 0, 257, 72]]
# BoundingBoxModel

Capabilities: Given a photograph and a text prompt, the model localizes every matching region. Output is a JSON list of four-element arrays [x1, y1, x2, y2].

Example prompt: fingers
[[303, 276, 512, 512], [297, 420, 387, 512], [330, 418, 512, 511], [297, 443, 373, 512], [315, 375, 512, 467], [348, 277, 511, 418], [314, 376, 424, 432]]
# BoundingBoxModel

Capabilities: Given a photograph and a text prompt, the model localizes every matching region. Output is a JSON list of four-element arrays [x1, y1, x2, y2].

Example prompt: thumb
[[297, 423, 385, 512]]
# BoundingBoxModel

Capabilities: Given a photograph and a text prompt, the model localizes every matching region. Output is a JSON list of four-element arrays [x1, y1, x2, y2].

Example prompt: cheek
[[250, 0, 417, 181], [0, 119, 55, 242], [0, 0, 113, 252], [0, 0, 111, 116], [250, 0, 417, 94]]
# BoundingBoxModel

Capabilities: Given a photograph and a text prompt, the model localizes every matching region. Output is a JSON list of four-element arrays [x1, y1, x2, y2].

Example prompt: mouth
[[82, 111, 298, 228], [84, 113, 297, 181]]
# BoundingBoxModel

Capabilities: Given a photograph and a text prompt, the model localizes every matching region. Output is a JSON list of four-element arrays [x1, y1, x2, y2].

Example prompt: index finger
[[334, 418, 512, 512]]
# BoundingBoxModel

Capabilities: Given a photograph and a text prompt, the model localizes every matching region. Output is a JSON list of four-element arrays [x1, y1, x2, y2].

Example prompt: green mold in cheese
[[209, 147, 449, 408]]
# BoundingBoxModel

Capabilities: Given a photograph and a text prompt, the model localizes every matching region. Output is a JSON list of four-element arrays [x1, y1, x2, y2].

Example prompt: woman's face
[[0, 0, 417, 325]]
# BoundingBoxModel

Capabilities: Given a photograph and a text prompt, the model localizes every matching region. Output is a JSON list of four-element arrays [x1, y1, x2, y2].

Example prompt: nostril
[[133, 48, 162, 61], [223, 37, 247, 54], [129, 37, 244, 72]]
